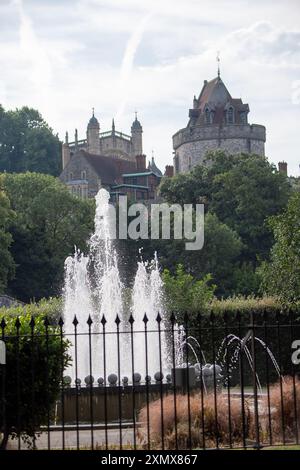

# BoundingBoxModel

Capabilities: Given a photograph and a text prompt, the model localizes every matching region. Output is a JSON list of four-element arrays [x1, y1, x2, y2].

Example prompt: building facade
[[60, 112, 166, 201], [172, 74, 266, 174]]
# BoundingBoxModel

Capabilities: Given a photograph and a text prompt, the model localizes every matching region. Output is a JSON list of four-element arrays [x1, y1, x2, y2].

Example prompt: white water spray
[[63, 188, 169, 382]]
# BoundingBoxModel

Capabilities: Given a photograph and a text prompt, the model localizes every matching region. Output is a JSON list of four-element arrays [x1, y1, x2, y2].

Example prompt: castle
[[172, 73, 266, 173], [59, 113, 170, 201], [60, 72, 270, 197]]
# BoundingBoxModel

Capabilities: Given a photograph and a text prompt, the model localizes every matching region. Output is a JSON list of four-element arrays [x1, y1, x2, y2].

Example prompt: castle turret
[[87, 109, 100, 155], [172, 74, 266, 174], [278, 161, 288, 176], [131, 114, 143, 156], [61, 131, 70, 169]]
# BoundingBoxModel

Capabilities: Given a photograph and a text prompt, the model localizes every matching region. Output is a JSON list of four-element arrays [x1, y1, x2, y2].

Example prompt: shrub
[[0, 297, 63, 322], [265, 376, 300, 441], [162, 264, 216, 322], [138, 392, 252, 449], [0, 313, 70, 449]]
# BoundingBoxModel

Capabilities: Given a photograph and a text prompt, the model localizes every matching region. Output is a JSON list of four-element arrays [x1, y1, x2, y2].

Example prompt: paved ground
[[7, 425, 137, 450]]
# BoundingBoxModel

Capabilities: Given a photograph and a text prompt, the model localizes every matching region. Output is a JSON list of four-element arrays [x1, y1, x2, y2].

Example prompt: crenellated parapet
[[173, 123, 266, 150]]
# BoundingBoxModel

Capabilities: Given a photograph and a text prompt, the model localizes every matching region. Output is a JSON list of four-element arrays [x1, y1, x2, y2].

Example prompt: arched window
[[81, 170, 86, 180], [227, 107, 234, 124], [69, 172, 73, 181], [205, 107, 211, 124]]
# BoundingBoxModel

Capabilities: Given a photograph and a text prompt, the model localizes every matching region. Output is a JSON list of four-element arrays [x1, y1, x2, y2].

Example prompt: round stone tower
[[172, 75, 266, 174], [87, 110, 100, 155]]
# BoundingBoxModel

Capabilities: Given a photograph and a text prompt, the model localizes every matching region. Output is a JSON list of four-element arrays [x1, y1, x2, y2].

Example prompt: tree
[[0, 178, 15, 292], [259, 192, 300, 301], [137, 212, 243, 298], [162, 264, 216, 320], [0, 106, 61, 176], [159, 151, 291, 265], [0, 313, 70, 449], [3, 173, 94, 302]]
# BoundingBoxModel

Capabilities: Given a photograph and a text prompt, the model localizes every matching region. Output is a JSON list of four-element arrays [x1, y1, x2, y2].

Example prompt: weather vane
[[216, 51, 220, 78]]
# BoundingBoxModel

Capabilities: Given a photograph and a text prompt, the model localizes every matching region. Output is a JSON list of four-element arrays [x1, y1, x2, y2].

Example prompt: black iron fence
[[0, 310, 300, 450]]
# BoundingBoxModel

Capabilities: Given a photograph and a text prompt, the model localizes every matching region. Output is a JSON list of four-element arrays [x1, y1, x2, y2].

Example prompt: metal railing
[[0, 310, 299, 450]]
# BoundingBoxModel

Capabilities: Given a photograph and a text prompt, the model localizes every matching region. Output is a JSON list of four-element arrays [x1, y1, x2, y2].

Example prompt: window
[[69, 172, 73, 181], [175, 154, 179, 173], [81, 170, 86, 180], [227, 107, 234, 124], [205, 107, 211, 124], [188, 156, 192, 170], [240, 112, 247, 124]]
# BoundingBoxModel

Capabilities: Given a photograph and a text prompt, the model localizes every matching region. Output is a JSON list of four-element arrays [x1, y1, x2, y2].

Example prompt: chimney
[[164, 165, 174, 177], [136, 154, 146, 171], [278, 161, 287, 176]]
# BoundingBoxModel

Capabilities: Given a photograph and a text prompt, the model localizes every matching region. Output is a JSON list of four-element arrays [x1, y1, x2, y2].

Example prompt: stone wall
[[100, 135, 133, 160], [59, 153, 100, 198], [173, 123, 266, 173], [174, 137, 266, 173]]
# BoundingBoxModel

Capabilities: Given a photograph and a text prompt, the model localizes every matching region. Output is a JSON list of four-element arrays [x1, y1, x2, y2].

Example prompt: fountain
[[63, 188, 281, 396], [63, 188, 169, 383], [173, 326, 281, 393]]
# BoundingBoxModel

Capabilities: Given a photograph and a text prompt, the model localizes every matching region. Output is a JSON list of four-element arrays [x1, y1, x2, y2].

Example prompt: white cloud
[[0, 0, 299, 175]]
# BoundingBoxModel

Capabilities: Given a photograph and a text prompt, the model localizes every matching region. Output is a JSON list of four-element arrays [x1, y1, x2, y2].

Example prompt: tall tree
[[159, 151, 291, 264], [3, 172, 94, 302], [0, 105, 61, 176], [0, 176, 15, 292], [259, 192, 300, 301]]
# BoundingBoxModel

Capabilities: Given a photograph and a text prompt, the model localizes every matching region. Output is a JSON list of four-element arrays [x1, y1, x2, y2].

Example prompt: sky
[[0, 0, 300, 175]]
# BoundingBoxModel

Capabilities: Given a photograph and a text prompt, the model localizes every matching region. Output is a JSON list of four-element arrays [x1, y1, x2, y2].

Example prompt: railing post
[[0, 318, 7, 450], [237, 310, 247, 449], [250, 310, 260, 449], [170, 312, 178, 450]]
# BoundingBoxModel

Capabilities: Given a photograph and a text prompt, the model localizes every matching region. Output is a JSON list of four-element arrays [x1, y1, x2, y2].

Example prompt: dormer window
[[205, 107, 211, 124], [227, 106, 234, 124], [240, 112, 247, 124]]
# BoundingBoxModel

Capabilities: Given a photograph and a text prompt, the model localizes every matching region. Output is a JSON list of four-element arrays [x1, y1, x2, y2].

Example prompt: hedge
[[0, 312, 70, 449]]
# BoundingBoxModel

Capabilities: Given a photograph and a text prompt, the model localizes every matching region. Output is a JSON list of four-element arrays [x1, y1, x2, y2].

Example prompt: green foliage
[[0, 178, 15, 292], [162, 264, 216, 319], [209, 295, 283, 316], [0, 297, 62, 321], [231, 263, 260, 297], [3, 172, 94, 302], [159, 151, 291, 266], [259, 192, 300, 301], [0, 105, 61, 176], [0, 313, 71, 448], [140, 212, 243, 297]]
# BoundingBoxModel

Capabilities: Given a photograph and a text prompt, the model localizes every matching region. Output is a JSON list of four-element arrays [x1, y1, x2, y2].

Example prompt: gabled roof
[[148, 157, 163, 176], [198, 77, 231, 111], [80, 150, 136, 185], [189, 76, 250, 126]]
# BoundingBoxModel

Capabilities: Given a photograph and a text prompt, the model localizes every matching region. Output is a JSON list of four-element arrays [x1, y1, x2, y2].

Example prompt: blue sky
[[0, 0, 300, 174]]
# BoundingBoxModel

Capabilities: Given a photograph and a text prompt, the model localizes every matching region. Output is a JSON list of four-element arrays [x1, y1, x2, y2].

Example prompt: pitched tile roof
[[81, 150, 137, 185]]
